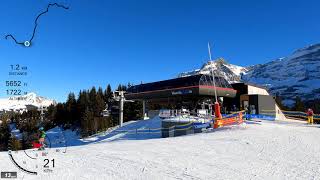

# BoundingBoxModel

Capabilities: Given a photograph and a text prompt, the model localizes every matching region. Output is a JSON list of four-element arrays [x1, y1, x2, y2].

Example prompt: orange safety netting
[[213, 112, 244, 129]]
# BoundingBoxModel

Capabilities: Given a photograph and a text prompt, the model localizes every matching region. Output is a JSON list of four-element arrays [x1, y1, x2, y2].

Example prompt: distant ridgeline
[[178, 43, 320, 111]]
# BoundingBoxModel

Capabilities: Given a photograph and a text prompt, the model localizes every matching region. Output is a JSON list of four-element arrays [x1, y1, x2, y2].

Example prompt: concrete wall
[[248, 85, 269, 95], [234, 83, 287, 121], [257, 95, 276, 115], [161, 121, 201, 138]]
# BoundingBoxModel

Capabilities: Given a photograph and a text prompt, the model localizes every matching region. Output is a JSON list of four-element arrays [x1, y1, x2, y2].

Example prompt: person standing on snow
[[244, 106, 249, 120], [38, 127, 46, 150], [306, 108, 314, 125]]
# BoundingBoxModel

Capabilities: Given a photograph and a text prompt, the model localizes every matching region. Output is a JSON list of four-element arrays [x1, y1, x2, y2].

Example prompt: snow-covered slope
[[46, 116, 163, 149], [0, 92, 56, 112], [243, 43, 320, 105], [1, 120, 320, 180], [178, 58, 248, 83], [178, 43, 320, 105]]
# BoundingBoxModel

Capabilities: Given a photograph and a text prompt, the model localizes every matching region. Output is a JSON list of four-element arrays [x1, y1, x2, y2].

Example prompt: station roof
[[125, 74, 237, 100]]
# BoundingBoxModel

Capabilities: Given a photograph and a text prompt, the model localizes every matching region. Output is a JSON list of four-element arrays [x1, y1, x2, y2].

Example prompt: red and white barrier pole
[[214, 102, 222, 119]]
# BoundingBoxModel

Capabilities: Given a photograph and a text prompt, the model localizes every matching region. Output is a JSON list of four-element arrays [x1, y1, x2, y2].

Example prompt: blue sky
[[0, 0, 319, 102]]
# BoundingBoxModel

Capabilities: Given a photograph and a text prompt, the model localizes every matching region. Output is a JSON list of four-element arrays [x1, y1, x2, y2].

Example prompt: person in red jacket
[[307, 108, 314, 124]]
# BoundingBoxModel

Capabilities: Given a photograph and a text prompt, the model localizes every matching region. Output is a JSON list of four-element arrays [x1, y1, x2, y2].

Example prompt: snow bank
[[1, 120, 320, 180], [45, 116, 163, 148]]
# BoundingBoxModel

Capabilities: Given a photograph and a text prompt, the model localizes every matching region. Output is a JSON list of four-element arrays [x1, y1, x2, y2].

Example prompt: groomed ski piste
[[1, 117, 320, 180]]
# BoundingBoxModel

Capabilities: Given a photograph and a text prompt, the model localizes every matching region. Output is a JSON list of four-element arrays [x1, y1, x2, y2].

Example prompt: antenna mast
[[208, 42, 218, 103]]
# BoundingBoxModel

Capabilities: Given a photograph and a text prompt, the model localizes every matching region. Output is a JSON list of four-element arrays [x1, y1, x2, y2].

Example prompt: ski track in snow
[[1, 120, 320, 180]]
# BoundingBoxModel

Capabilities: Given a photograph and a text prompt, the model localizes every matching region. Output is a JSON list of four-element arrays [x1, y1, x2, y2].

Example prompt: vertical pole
[[211, 70, 218, 104], [40, 105, 44, 122], [119, 91, 124, 127], [208, 42, 222, 120], [142, 100, 146, 119], [208, 42, 218, 103], [208, 42, 212, 61]]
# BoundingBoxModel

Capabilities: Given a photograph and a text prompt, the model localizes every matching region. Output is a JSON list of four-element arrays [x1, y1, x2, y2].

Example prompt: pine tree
[[124, 101, 143, 122], [55, 103, 66, 126], [21, 132, 38, 150], [313, 99, 320, 114], [89, 87, 97, 111], [96, 87, 105, 116], [0, 116, 10, 151], [77, 90, 89, 117], [294, 97, 305, 112], [123, 84, 127, 91], [117, 84, 122, 91], [81, 108, 93, 137], [97, 87, 104, 99], [275, 93, 285, 110], [306, 99, 320, 114], [104, 84, 112, 103], [66, 92, 77, 127], [46, 104, 57, 127], [9, 136, 22, 151], [95, 93, 105, 117], [39, 85, 118, 137], [117, 84, 127, 91]]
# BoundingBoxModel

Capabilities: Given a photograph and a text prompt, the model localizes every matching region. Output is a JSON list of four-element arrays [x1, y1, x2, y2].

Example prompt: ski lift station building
[[125, 74, 286, 120]]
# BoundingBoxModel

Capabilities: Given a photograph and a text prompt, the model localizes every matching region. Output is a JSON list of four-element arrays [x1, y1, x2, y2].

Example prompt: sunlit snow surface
[[1, 118, 320, 180]]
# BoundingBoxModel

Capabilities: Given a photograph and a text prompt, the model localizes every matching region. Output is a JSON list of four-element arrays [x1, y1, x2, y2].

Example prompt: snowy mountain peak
[[288, 43, 320, 60], [243, 43, 320, 105], [177, 43, 320, 106], [178, 58, 248, 83], [0, 92, 56, 112]]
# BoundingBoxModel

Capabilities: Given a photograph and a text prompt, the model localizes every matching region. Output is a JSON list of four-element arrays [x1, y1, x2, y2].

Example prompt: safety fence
[[108, 121, 197, 137], [281, 110, 320, 121], [227, 110, 275, 121], [214, 111, 244, 128], [247, 109, 277, 121], [105, 111, 245, 138], [248, 109, 320, 122]]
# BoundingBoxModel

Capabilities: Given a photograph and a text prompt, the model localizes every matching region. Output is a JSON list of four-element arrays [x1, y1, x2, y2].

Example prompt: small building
[[126, 74, 237, 116], [125, 75, 286, 121], [225, 82, 286, 120], [224, 82, 270, 110]]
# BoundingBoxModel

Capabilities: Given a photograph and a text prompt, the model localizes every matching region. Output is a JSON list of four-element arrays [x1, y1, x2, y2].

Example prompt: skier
[[38, 127, 46, 150], [306, 108, 314, 125], [244, 106, 249, 120], [232, 104, 237, 112]]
